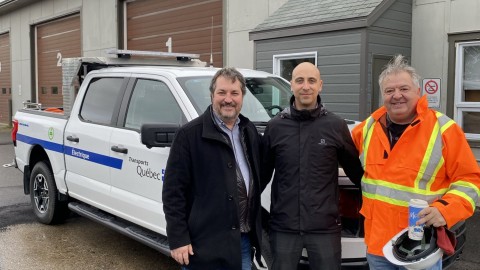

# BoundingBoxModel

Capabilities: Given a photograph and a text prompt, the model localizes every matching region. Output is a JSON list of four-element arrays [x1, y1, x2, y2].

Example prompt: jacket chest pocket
[[310, 141, 337, 166]]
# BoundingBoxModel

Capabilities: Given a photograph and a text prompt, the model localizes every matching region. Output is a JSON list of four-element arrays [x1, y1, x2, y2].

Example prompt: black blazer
[[163, 105, 262, 270]]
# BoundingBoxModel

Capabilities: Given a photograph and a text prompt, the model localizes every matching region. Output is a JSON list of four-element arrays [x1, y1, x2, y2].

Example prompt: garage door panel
[[0, 33, 11, 125], [128, 27, 223, 45], [127, 0, 223, 67], [37, 16, 80, 36], [37, 15, 81, 107], [127, 3, 222, 29], [128, 34, 222, 52], [128, 14, 223, 37], [39, 40, 80, 53], [127, 0, 218, 17]]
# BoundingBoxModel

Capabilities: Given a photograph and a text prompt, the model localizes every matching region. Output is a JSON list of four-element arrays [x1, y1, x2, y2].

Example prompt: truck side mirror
[[141, 124, 179, 148]]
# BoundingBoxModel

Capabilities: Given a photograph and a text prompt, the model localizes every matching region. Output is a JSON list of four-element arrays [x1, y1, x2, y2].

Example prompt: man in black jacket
[[163, 67, 262, 270], [262, 62, 363, 270]]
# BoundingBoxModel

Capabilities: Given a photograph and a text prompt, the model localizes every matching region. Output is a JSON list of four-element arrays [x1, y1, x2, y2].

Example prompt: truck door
[[109, 75, 189, 232], [64, 75, 129, 207]]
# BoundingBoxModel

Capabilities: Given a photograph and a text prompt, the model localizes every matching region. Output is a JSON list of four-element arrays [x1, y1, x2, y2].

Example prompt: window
[[455, 41, 480, 140], [273, 52, 317, 81], [1, 88, 5, 94], [124, 79, 185, 130], [41, 87, 47, 94], [51, 86, 59, 95], [177, 75, 292, 122], [80, 77, 125, 125]]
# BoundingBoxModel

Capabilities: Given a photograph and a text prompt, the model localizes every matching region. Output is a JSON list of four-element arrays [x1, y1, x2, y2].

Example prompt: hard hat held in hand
[[383, 227, 443, 270]]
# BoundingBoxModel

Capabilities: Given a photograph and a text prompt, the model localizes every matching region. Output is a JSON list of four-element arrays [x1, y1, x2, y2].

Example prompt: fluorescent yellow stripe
[[414, 122, 440, 189], [448, 190, 476, 211], [436, 111, 455, 134], [362, 117, 374, 167], [363, 191, 409, 207], [440, 120, 455, 134], [363, 177, 448, 195]]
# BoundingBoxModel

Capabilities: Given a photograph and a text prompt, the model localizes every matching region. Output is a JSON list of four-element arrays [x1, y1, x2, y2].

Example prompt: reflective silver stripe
[[359, 116, 375, 168], [361, 112, 478, 209], [415, 112, 455, 190], [436, 112, 455, 133], [416, 122, 442, 190], [449, 181, 480, 210], [362, 178, 445, 206]]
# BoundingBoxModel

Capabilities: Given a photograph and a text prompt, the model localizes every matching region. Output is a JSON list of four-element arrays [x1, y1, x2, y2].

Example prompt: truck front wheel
[[30, 161, 67, 224]]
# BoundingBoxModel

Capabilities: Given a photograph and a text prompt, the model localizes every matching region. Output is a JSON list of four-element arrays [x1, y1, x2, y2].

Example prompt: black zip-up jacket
[[261, 96, 363, 233]]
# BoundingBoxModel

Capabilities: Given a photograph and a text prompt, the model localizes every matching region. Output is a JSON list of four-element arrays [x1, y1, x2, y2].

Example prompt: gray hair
[[378, 55, 421, 89], [209, 67, 247, 95]]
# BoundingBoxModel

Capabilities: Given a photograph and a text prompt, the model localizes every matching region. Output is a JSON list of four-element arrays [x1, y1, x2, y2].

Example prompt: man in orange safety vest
[[351, 55, 480, 269]]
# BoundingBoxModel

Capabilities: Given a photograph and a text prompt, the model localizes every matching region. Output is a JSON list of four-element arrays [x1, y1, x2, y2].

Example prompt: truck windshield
[[177, 76, 292, 123]]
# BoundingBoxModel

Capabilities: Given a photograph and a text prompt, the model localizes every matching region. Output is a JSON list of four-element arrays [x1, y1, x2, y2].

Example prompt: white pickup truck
[[11, 50, 370, 269]]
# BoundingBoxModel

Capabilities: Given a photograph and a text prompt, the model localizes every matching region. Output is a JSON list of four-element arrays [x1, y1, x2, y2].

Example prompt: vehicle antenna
[[210, 16, 214, 67]]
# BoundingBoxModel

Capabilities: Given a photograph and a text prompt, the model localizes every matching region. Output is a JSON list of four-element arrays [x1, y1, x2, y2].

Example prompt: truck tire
[[252, 229, 273, 270], [30, 161, 68, 224]]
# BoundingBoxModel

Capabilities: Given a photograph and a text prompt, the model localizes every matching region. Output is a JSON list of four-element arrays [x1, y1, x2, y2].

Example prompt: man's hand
[[171, 244, 194, 265], [417, 206, 447, 227]]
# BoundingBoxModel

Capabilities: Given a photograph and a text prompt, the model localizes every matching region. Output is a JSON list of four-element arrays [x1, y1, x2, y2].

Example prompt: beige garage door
[[0, 32, 11, 125], [37, 15, 81, 108], [126, 0, 223, 67]]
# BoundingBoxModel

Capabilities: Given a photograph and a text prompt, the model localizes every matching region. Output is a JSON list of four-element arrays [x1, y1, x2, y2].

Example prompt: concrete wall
[[412, 0, 480, 159], [81, 0, 118, 57], [0, 0, 117, 114], [225, 0, 287, 69], [411, 0, 480, 114]]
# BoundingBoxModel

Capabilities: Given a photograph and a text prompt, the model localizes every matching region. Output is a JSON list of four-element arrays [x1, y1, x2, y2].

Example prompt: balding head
[[291, 62, 321, 82], [290, 62, 323, 110]]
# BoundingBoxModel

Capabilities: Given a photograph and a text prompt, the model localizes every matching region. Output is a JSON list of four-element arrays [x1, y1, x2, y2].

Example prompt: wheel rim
[[33, 174, 49, 214]]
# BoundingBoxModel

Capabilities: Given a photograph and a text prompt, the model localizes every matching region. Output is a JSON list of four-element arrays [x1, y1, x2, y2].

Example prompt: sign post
[[422, 78, 441, 108]]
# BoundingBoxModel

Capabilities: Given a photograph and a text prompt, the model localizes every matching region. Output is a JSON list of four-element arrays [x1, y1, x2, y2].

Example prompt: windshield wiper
[[252, 121, 269, 126]]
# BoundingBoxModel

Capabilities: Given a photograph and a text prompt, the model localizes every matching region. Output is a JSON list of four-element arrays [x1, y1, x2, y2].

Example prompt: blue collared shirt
[[213, 112, 251, 195]]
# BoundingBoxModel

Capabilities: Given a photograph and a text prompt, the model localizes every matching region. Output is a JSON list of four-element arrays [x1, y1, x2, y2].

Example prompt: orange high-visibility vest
[[352, 96, 480, 256]]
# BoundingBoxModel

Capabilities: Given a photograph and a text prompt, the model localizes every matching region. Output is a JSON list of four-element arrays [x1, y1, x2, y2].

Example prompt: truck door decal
[[64, 146, 123, 169], [16, 133, 64, 153], [17, 133, 123, 169]]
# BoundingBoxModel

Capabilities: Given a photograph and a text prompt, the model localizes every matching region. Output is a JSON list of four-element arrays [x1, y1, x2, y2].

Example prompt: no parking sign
[[422, 78, 440, 108]]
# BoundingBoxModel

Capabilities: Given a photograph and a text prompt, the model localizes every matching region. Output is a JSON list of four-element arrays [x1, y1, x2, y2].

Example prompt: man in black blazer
[[163, 67, 262, 270]]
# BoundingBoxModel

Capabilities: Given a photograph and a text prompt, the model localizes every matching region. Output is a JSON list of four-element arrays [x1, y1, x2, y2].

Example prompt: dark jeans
[[181, 233, 251, 270], [270, 230, 341, 270]]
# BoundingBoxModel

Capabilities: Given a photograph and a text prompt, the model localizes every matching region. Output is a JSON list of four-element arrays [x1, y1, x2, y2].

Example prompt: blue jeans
[[241, 233, 252, 270], [366, 253, 442, 270], [181, 233, 251, 270]]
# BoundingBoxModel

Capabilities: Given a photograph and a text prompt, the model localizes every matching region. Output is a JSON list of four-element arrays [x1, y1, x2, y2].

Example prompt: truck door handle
[[111, 145, 128, 154], [66, 135, 79, 143]]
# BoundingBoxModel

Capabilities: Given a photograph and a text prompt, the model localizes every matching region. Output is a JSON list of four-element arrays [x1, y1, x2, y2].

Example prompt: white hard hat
[[383, 227, 443, 270]]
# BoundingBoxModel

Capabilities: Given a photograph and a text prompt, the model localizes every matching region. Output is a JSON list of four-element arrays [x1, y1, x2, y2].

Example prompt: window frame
[[273, 51, 317, 81], [123, 78, 187, 131], [454, 40, 480, 140], [78, 77, 128, 126]]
